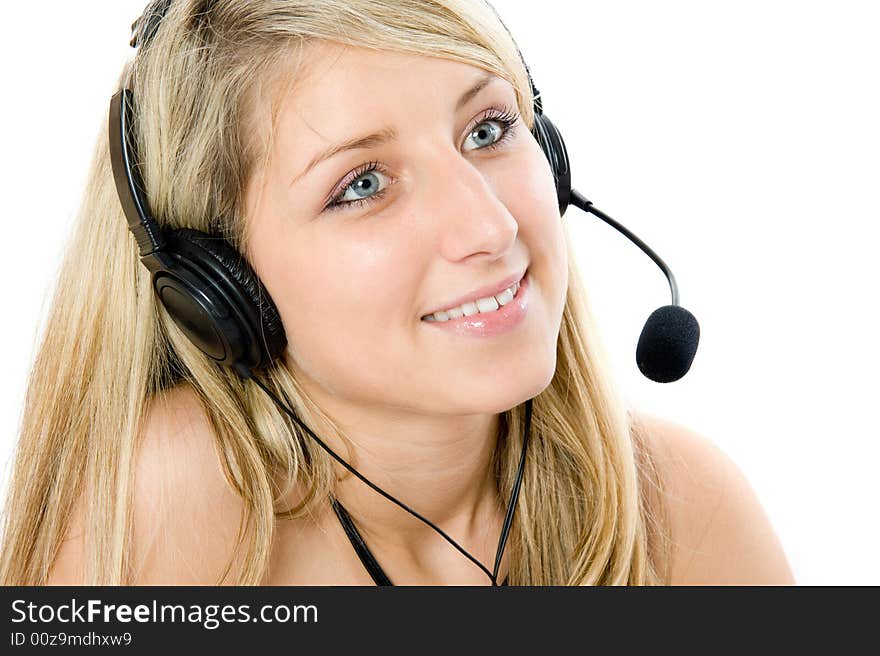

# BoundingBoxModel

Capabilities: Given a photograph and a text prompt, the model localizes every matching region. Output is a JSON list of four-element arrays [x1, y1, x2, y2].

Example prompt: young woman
[[0, 0, 793, 586]]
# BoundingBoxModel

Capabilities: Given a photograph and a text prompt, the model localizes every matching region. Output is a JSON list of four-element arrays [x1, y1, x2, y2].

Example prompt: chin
[[453, 361, 557, 415]]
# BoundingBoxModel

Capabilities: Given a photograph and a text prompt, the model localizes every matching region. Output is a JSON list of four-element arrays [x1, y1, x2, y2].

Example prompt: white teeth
[[423, 279, 521, 322], [495, 286, 515, 307], [461, 301, 479, 316]]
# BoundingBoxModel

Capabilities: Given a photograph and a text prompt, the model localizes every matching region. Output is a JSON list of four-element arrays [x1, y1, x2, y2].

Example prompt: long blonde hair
[[0, 0, 670, 585]]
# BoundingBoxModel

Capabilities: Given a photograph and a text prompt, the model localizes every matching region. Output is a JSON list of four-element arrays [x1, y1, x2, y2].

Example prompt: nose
[[420, 146, 518, 261]]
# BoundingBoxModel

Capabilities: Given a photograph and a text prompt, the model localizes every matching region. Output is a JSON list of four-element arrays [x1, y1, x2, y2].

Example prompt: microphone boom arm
[[569, 189, 680, 307]]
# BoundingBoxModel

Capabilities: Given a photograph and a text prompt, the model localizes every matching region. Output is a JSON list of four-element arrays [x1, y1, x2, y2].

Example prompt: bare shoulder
[[45, 383, 245, 585], [128, 383, 249, 584], [632, 411, 795, 585]]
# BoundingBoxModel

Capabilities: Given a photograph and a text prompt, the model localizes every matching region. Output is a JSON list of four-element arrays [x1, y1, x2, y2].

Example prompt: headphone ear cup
[[531, 112, 571, 216], [154, 228, 287, 371]]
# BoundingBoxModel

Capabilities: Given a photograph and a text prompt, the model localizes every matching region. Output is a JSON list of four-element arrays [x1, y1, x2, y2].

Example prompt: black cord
[[239, 364, 531, 585], [492, 397, 531, 583]]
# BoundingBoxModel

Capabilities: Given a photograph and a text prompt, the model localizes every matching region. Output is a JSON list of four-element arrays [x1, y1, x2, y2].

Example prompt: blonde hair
[[0, 0, 670, 585]]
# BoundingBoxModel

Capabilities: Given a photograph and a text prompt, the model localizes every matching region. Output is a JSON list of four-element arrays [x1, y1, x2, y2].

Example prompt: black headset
[[110, 5, 698, 383], [106, 0, 699, 586], [108, 67, 575, 383], [108, 88, 573, 379]]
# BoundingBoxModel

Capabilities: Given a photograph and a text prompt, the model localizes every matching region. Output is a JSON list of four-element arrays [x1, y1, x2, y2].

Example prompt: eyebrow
[[289, 71, 499, 188]]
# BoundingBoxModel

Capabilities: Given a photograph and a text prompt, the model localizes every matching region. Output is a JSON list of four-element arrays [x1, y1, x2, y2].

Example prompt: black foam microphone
[[636, 305, 700, 383], [568, 189, 700, 383]]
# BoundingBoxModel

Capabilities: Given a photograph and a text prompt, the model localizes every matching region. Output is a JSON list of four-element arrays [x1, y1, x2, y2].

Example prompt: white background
[[1, 1, 877, 585]]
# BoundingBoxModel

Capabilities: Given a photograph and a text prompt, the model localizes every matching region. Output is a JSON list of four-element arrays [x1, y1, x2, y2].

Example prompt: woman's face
[[246, 42, 568, 416]]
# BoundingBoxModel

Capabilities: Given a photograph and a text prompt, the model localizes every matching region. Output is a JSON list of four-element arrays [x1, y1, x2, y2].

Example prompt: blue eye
[[323, 106, 521, 214], [325, 163, 392, 211]]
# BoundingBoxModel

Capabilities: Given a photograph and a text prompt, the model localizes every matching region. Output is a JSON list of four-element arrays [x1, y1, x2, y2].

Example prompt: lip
[[421, 267, 528, 318], [420, 269, 530, 337]]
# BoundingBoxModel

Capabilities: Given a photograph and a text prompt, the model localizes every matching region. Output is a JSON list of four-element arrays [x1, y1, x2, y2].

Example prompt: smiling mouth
[[421, 269, 528, 322]]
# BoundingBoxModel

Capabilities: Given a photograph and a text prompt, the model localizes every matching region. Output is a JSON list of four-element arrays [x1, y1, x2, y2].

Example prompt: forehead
[[265, 42, 514, 170], [283, 41, 502, 117]]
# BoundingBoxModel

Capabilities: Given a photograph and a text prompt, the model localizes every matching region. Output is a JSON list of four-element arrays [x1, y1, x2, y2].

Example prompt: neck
[[294, 383, 506, 561], [335, 407, 502, 547]]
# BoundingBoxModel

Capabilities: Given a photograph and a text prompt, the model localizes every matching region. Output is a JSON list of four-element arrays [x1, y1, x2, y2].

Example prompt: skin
[[242, 42, 569, 584]]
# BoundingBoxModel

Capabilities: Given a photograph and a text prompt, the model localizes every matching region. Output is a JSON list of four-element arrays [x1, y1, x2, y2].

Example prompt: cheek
[[499, 140, 567, 263], [499, 136, 562, 222], [262, 228, 425, 390], [499, 141, 570, 316]]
